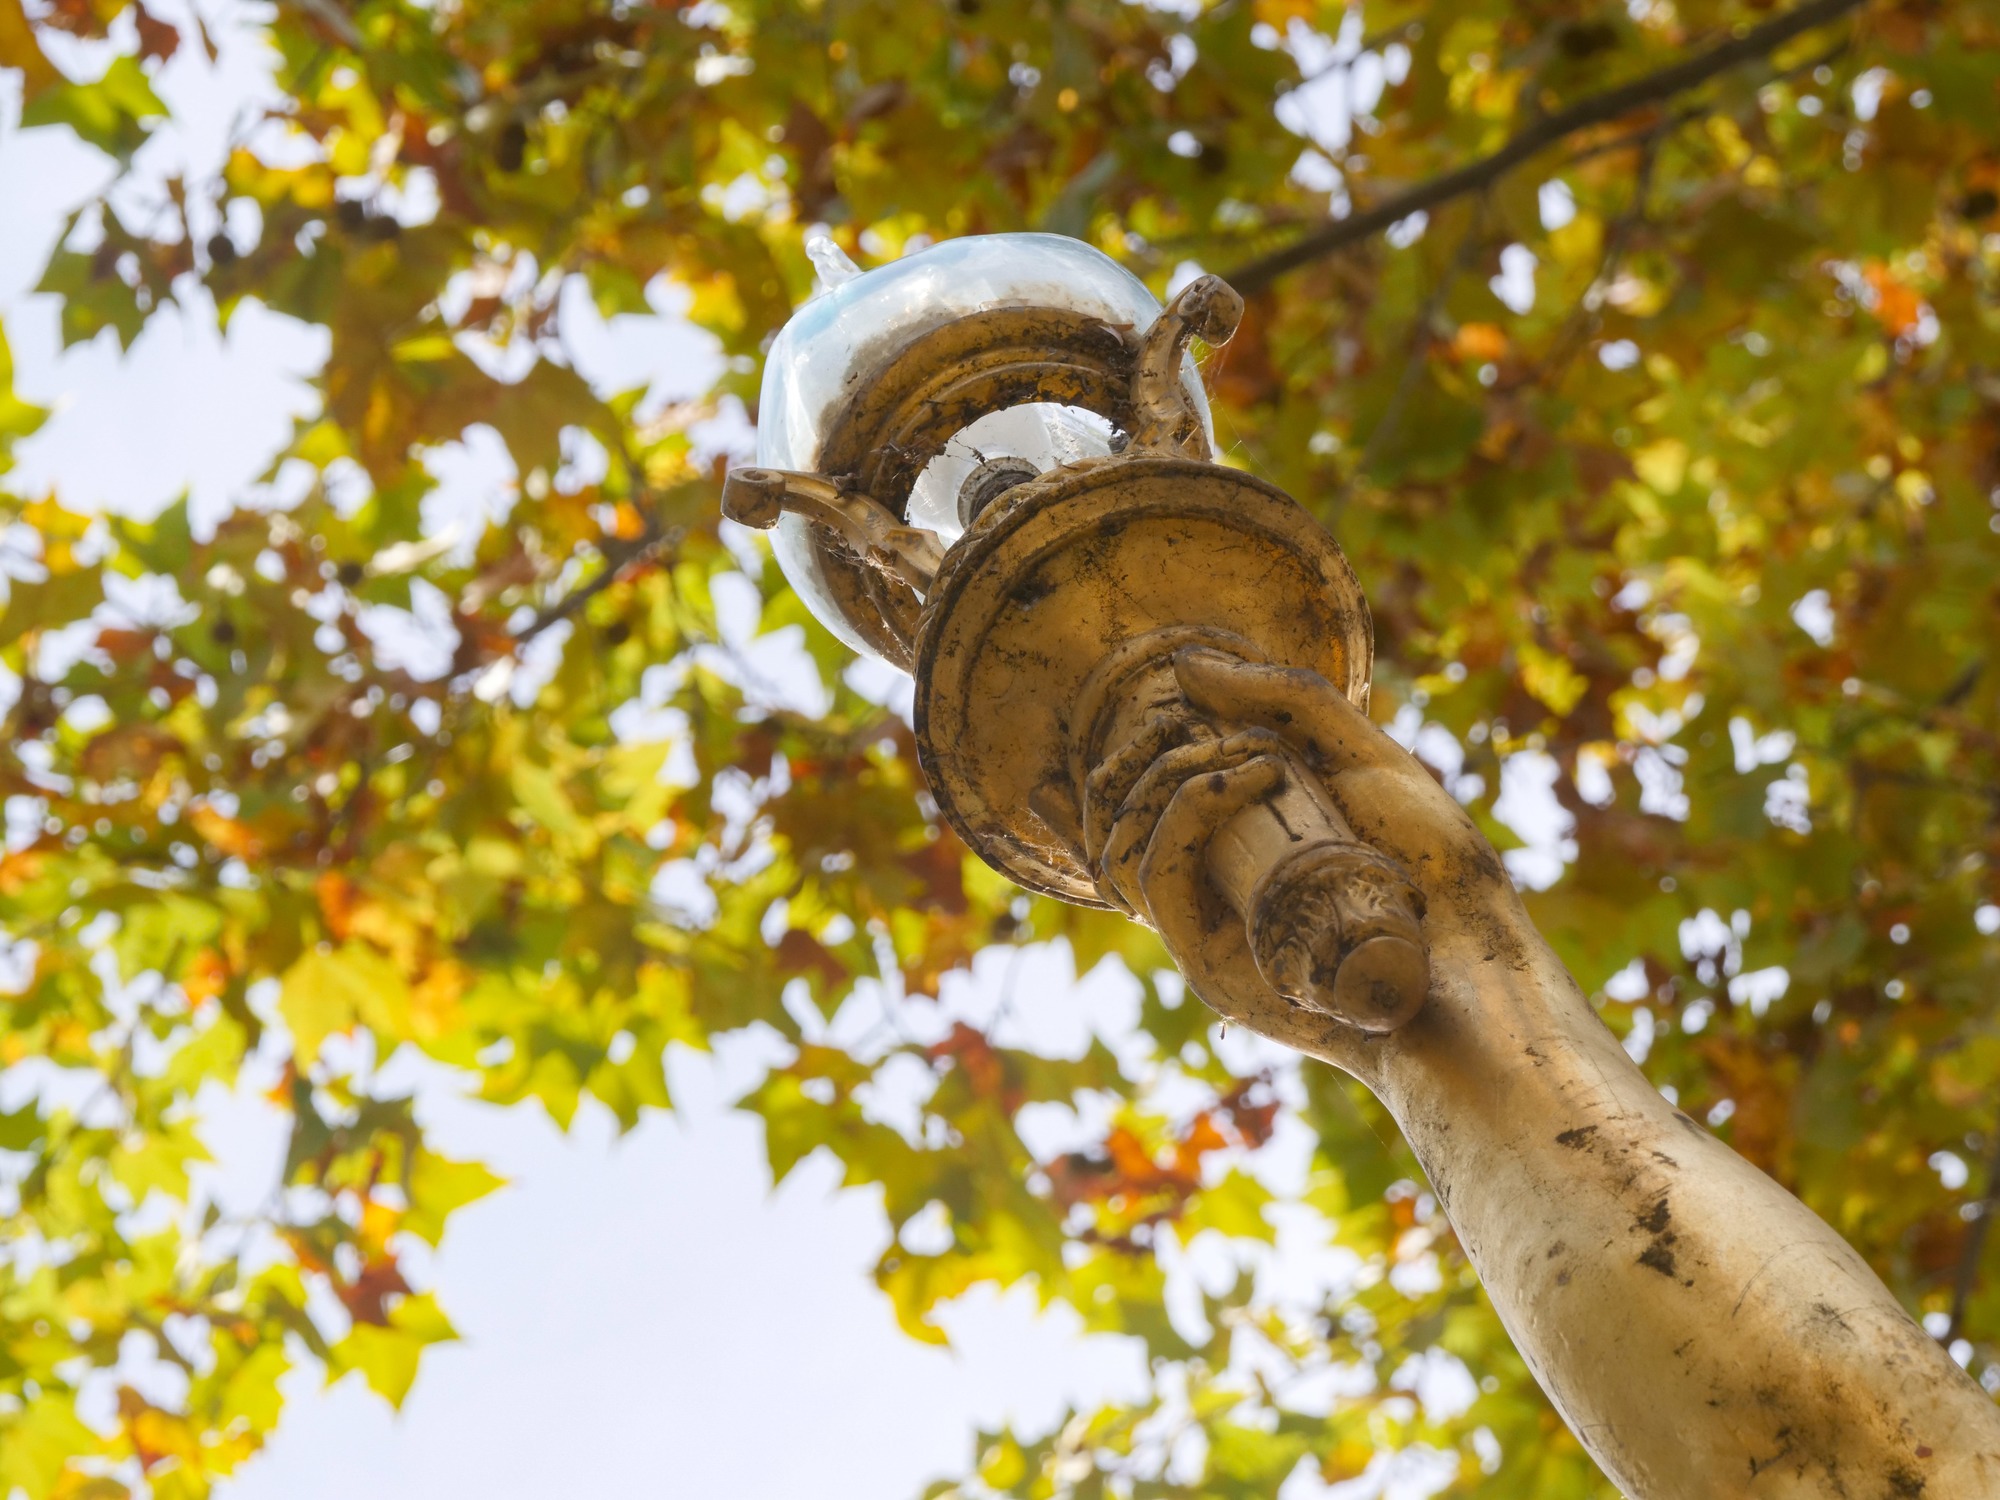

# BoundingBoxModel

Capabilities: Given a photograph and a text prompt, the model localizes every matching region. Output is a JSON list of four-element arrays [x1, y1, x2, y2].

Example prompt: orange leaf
[[1452, 322, 1510, 361], [1863, 262, 1921, 338], [316, 870, 357, 939], [190, 804, 262, 860], [0, 849, 44, 895], [611, 501, 647, 540], [929, 1021, 1009, 1104], [182, 948, 230, 1005], [1105, 1125, 1162, 1184], [96, 627, 155, 663]]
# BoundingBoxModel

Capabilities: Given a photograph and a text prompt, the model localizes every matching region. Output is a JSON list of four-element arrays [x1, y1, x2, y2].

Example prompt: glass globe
[[753, 233, 1213, 661]]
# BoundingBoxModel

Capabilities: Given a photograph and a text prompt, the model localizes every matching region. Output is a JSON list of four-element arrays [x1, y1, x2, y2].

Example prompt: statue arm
[[1096, 648, 2000, 1499]]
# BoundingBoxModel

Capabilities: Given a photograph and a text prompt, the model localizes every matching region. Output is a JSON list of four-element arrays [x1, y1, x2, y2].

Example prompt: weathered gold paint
[[725, 275, 2000, 1496]]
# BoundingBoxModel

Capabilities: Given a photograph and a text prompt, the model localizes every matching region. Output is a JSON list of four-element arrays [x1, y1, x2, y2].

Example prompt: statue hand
[[1084, 652, 2000, 1495], [1089, 647, 1532, 1070]]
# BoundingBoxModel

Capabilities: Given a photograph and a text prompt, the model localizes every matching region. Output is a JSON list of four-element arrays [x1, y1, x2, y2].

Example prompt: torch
[[719, 233, 2000, 1499], [723, 232, 1427, 1034]]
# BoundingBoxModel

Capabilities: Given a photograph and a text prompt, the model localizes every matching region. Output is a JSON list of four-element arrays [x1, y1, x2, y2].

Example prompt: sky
[[0, 7, 1564, 1495], [0, 16, 1165, 1492], [206, 956, 1164, 1500]]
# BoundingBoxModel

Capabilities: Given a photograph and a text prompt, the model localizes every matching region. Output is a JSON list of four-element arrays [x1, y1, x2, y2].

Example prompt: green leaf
[[0, 1105, 43, 1152], [0, 1393, 97, 1496], [0, 319, 48, 472], [280, 943, 412, 1067], [219, 1343, 292, 1432], [404, 1150, 505, 1247], [330, 1292, 458, 1407], [1179, 1168, 1276, 1243], [0, 564, 104, 648], [20, 55, 166, 159]]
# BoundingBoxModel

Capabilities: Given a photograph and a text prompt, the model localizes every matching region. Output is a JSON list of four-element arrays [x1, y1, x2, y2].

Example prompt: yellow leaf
[[408, 959, 468, 1040], [290, 419, 352, 467], [190, 804, 262, 860], [392, 334, 459, 364], [1521, 643, 1590, 717], [330, 1292, 457, 1407], [509, 759, 585, 841], [1744, 154, 1781, 189], [280, 944, 412, 1067], [1633, 439, 1687, 495], [1549, 209, 1603, 269], [0, 0, 61, 103], [219, 1345, 289, 1433], [52, 1476, 130, 1500], [404, 1150, 505, 1247], [0, 1394, 98, 1496], [979, 1438, 1028, 1488], [131, 1407, 201, 1466], [1705, 114, 1752, 169]]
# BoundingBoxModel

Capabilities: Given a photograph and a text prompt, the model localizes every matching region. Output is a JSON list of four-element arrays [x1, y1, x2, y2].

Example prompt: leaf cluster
[[2, 0, 1999, 1493]]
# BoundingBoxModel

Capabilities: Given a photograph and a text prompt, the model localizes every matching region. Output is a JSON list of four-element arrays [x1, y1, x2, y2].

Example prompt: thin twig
[[513, 521, 679, 648], [1291, 20, 1423, 86], [1561, 101, 1707, 169], [1947, 1123, 2000, 1343], [1227, 0, 1868, 293], [985, 943, 1028, 1042], [1540, 128, 1666, 385], [1560, 35, 1848, 170], [282, 0, 362, 51], [1854, 766, 2000, 807]]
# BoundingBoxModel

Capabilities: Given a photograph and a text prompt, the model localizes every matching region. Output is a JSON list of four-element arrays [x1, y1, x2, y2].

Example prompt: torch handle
[[1202, 754, 1430, 1033]]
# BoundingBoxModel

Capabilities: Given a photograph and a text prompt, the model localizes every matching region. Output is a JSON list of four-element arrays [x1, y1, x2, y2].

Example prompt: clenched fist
[[1078, 645, 1537, 1077]]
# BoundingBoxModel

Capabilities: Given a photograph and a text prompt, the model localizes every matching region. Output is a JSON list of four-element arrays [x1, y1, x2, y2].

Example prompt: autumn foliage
[[2, 0, 1999, 1495]]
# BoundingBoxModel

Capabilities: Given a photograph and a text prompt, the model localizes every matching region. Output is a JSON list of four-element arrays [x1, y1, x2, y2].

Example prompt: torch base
[[911, 452, 1374, 907]]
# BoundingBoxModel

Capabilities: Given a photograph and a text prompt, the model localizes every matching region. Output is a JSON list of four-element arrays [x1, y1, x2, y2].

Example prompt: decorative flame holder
[[725, 235, 1428, 1032]]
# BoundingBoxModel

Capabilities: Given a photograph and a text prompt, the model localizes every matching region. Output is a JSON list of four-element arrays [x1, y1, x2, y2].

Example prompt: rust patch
[[1634, 1194, 1684, 1281]]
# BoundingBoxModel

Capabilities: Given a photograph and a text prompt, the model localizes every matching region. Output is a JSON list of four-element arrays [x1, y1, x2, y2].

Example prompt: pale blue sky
[[0, 7, 1539, 1494], [0, 14, 1162, 1494]]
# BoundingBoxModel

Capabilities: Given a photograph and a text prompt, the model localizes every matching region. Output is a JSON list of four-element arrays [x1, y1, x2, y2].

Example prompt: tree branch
[[1227, 0, 1868, 294], [507, 422, 692, 653], [514, 521, 680, 648]]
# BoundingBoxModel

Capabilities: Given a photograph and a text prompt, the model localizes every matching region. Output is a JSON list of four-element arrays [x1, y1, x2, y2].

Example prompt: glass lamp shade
[[729, 236, 1405, 1034], [753, 233, 1215, 661]]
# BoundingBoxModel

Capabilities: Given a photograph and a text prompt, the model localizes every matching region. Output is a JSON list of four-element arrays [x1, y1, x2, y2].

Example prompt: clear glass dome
[[753, 233, 1213, 662]]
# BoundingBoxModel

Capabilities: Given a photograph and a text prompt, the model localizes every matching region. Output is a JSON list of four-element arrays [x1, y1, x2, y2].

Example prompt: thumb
[[1172, 647, 1391, 778]]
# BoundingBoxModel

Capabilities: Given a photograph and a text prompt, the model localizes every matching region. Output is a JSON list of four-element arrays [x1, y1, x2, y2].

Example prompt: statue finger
[[1092, 734, 1273, 910], [1081, 711, 1186, 865], [1130, 751, 1287, 925], [1116, 728, 1284, 832], [1093, 738, 1241, 909], [1172, 646, 1393, 778]]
